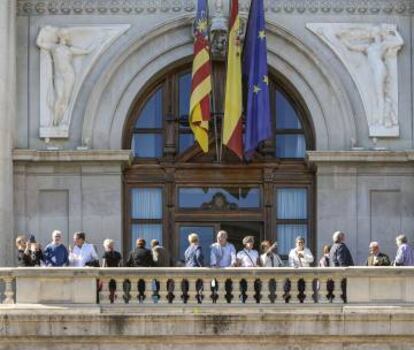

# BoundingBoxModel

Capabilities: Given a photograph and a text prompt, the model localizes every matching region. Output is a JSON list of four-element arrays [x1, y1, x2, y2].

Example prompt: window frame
[[123, 61, 316, 263]]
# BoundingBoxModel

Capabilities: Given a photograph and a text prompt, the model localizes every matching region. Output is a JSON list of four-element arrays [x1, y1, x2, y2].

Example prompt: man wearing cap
[[43, 230, 69, 267], [210, 230, 237, 268], [236, 236, 259, 267]]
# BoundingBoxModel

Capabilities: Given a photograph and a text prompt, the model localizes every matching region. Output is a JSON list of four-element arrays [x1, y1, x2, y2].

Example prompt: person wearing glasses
[[288, 236, 314, 267], [43, 230, 69, 267]]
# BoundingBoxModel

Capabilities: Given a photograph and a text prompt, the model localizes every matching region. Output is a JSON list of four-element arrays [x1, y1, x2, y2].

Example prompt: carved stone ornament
[[36, 24, 130, 139], [307, 23, 404, 138], [201, 192, 238, 210], [17, 0, 413, 16]]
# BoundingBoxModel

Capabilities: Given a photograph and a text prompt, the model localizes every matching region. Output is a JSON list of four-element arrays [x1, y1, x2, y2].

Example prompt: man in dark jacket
[[126, 238, 154, 267], [329, 231, 354, 267], [365, 241, 391, 266]]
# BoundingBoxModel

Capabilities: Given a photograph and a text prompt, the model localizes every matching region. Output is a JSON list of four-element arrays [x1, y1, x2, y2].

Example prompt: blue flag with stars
[[242, 0, 272, 158]]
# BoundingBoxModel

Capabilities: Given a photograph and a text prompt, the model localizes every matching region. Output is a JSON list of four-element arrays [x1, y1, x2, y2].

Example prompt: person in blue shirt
[[43, 230, 69, 266], [184, 233, 204, 267]]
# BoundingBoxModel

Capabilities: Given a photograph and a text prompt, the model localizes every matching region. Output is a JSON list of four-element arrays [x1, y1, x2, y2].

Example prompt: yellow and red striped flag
[[222, 0, 243, 159], [189, 0, 212, 153]]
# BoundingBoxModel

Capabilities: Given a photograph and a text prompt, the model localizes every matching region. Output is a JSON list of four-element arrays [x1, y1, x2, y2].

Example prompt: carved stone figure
[[37, 26, 94, 127], [336, 25, 403, 129], [307, 23, 404, 138], [36, 25, 130, 139]]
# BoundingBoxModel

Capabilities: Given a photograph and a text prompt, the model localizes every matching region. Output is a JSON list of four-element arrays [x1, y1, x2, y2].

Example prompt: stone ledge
[[307, 150, 414, 163], [13, 149, 132, 163], [0, 305, 413, 338]]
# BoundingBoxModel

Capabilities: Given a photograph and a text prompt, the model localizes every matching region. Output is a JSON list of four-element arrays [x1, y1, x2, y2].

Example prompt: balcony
[[0, 267, 414, 349]]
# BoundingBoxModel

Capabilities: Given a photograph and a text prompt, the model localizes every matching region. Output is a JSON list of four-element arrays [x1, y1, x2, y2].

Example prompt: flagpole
[[211, 66, 220, 163], [219, 1, 231, 164]]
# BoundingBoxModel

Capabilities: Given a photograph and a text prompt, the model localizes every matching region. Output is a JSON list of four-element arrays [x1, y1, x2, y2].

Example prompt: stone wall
[[1, 306, 414, 350], [8, 0, 414, 266]]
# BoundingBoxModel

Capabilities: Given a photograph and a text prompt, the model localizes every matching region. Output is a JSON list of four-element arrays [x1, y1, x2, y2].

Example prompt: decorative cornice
[[16, 0, 414, 16], [307, 150, 414, 163], [13, 149, 133, 163]]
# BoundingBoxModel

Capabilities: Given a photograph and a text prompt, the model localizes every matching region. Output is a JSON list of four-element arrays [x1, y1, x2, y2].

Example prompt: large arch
[[79, 16, 360, 151]]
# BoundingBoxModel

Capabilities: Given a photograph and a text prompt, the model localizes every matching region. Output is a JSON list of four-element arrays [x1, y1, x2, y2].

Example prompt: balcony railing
[[1, 267, 414, 306]]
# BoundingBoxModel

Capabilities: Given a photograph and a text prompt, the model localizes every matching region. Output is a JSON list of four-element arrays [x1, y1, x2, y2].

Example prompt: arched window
[[124, 62, 315, 263]]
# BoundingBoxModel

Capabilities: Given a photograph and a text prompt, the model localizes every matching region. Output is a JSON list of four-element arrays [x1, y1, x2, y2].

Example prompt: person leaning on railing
[[236, 236, 259, 267], [329, 231, 354, 267], [184, 233, 204, 267], [125, 238, 154, 267], [151, 239, 170, 267], [365, 241, 390, 266], [210, 230, 237, 268], [43, 230, 69, 267], [393, 234, 414, 266], [260, 240, 283, 267], [15, 235, 32, 267], [319, 244, 331, 267], [288, 236, 314, 267], [68, 232, 99, 267], [101, 239, 122, 267]]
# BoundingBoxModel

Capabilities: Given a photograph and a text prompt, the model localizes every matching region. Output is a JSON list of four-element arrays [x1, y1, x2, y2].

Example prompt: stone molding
[[307, 150, 414, 163], [16, 0, 414, 16], [12, 149, 132, 163]]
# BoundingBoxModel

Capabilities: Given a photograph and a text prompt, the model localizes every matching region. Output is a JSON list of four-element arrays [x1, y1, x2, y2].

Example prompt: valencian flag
[[223, 0, 243, 159], [243, 0, 272, 158], [189, 0, 212, 153]]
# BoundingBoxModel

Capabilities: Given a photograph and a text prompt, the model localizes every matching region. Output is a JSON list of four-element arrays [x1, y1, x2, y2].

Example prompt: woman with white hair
[[184, 233, 204, 267], [394, 234, 414, 266], [101, 239, 122, 267]]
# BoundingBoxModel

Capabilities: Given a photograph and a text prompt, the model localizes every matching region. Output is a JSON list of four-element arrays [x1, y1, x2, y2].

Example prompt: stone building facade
[[0, 0, 413, 266]]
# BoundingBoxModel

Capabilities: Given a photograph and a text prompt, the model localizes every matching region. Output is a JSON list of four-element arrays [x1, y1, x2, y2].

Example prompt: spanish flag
[[189, 0, 212, 153], [223, 0, 243, 159]]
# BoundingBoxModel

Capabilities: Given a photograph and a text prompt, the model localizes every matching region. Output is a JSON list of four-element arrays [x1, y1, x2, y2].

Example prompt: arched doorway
[[123, 60, 315, 264]]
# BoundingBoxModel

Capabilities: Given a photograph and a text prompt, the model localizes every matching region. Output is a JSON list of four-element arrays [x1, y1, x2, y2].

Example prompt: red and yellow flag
[[189, 0, 212, 153], [223, 0, 243, 159]]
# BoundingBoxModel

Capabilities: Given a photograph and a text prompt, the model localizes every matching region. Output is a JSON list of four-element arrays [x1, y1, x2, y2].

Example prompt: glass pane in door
[[179, 226, 215, 266]]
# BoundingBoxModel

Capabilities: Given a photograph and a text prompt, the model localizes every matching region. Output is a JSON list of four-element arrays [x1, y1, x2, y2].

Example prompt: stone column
[[0, 0, 16, 266]]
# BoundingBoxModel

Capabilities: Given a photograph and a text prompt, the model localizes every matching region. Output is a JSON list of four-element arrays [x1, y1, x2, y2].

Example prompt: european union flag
[[243, 0, 272, 159]]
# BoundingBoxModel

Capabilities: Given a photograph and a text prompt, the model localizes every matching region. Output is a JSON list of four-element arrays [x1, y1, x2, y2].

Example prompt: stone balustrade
[[1, 267, 414, 306]]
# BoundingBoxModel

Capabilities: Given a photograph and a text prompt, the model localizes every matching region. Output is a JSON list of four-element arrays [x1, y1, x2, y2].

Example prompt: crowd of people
[[14, 229, 414, 268]]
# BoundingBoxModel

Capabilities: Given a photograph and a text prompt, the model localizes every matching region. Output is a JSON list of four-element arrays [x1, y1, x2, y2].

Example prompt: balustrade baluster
[[2, 277, 14, 304], [303, 277, 314, 304], [113, 278, 125, 304], [261, 277, 270, 304], [142, 277, 154, 304], [245, 278, 256, 304], [99, 278, 111, 305], [289, 277, 300, 304], [275, 277, 286, 304], [215, 277, 227, 304], [186, 278, 198, 304], [317, 277, 329, 304], [129, 279, 140, 304], [156, 278, 169, 304], [332, 277, 344, 304]]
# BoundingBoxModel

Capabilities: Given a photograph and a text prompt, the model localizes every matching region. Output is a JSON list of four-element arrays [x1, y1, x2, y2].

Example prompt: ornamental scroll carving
[[307, 23, 404, 138], [36, 25, 130, 138]]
